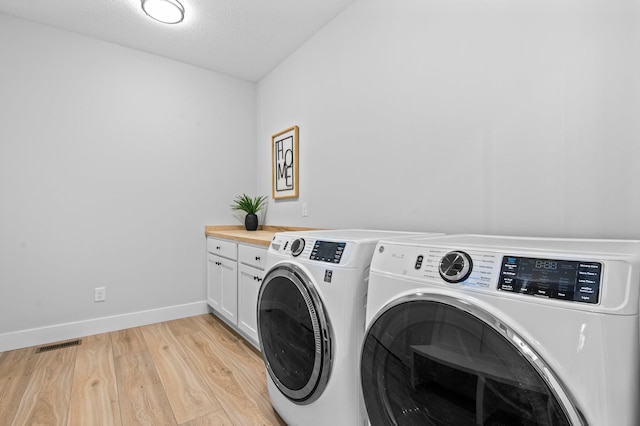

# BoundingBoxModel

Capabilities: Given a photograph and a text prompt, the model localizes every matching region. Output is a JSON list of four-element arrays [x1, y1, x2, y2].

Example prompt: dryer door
[[257, 264, 332, 404], [361, 295, 584, 426]]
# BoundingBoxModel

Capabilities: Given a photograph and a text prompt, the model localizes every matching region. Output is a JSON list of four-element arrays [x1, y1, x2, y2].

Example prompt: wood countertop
[[205, 225, 320, 247]]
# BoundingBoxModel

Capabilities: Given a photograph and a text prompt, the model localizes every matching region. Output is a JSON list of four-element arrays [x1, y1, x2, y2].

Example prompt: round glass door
[[257, 264, 332, 404], [361, 295, 584, 426]]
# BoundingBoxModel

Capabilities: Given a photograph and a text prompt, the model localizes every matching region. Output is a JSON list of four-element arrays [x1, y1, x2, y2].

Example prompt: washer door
[[257, 264, 332, 404], [361, 295, 585, 426]]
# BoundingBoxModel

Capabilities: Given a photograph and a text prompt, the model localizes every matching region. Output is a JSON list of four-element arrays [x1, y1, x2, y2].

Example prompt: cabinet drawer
[[239, 244, 267, 270], [207, 237, 237, 260]]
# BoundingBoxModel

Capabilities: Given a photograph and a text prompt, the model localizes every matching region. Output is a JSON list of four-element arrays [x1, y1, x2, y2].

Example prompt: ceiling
[[0, 0, 356, 82]]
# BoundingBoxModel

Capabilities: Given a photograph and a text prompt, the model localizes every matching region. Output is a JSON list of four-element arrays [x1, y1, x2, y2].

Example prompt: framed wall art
[[271, 125, 299, 200]]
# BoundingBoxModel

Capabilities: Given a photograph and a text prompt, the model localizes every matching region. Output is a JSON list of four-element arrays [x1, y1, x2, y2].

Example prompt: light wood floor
[[0, 313, 286, 425]]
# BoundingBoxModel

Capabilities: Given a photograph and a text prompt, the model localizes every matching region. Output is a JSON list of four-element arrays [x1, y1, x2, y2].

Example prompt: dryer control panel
[[310, 240, 346, 263], [498, 256, 602, 304]]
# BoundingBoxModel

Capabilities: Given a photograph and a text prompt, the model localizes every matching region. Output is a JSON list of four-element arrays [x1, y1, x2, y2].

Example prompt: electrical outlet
[[302, 202, 308, 217], [94, 287, 106, 302]]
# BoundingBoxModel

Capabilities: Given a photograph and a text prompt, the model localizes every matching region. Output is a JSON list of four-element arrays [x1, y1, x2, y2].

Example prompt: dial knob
[[439, 251, 473, 283], [290, 238, 305, 257]]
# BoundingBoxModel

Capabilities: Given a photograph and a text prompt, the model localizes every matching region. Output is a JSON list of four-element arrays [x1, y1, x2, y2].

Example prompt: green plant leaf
[[230, 194, 268, 214]]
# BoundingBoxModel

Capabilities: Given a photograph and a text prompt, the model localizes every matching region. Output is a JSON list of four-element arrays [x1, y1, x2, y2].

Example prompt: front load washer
[[361, 234, 640, 426], [257, 229, 441, 426]]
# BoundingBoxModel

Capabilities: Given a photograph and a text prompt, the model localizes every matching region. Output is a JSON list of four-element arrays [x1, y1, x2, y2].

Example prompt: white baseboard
[[0, 301, 210, 352]]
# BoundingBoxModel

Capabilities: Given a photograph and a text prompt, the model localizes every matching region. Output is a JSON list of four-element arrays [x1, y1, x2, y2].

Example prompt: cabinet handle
[[255, 256, 261, 261], [216, 246, 221, 250]]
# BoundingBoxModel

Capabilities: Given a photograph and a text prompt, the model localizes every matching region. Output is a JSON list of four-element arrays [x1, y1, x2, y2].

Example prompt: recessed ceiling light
[[141, 0, 185, 24]]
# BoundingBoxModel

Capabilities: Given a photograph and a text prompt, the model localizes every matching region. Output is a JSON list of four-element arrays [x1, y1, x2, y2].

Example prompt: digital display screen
[[498, 256, 602, 304], [310, 241, 346, 263]]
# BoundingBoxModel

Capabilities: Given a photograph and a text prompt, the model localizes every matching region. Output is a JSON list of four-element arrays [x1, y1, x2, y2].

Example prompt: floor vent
[[36, 339, 82, 353]]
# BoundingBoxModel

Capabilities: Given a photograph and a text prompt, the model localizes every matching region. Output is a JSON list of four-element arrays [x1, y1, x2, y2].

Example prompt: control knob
[[290, 238, 305, 257], [439, 251, 473, 283]]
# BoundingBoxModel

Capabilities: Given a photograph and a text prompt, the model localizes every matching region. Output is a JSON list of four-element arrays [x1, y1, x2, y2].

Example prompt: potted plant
[[231, 194, 268, 231]]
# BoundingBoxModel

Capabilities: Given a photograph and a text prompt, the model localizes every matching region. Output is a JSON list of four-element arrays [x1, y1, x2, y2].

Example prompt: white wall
[[2, 0, 638, 350], [0, 14, 256, 349], [257, 0, 640, 239]]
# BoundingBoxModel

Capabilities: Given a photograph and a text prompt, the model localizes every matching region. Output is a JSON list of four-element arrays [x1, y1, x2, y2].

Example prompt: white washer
[[361, 234, 640, 426], [257, 229, 441, 426]]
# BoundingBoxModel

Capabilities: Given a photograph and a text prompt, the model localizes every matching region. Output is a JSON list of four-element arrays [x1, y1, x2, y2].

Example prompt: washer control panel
[[498, 256, 602, 304], [371, 234, 640, 311], [371, 241, 607, 305]]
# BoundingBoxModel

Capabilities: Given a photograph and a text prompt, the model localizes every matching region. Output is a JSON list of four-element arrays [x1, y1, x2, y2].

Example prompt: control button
[[577, 283, 599, 304], [553, 289, 574, 300], [415, 255, 424, 270], [500, 283, 515, 291], [535, 287, 550, 297]]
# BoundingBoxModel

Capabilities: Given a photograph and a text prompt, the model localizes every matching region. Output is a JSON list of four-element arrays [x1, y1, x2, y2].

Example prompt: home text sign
[[271, 125, 299, 200]]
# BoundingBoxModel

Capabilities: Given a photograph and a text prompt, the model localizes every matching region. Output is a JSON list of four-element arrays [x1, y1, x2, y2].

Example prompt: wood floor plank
[[178, 330, 284, 426], [114, 350, 176, 426], [196, 314, 270, 395], [197, 314, 242, 345], [10, 346, 77, 426], [141, 322, 221, 424], [114, 348, 161, 389], [179, 409, 234, 426], [66, 333, 121, 426], [0, 348, 38, 426], [111, 326, 147, 357], [166, 315, 204, 337], [193, 314, 285, 425], [0, 346, 37, 377]]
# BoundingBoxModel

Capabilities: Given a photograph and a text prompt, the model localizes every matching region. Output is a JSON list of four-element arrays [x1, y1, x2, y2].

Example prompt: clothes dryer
[[361, 234, 640, 426], [257, 229, 442, 426]]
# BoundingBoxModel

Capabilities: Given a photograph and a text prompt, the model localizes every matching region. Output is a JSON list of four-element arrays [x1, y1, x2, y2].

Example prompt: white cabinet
[[206, 238, 238, 325], [237, 244, 267, 347], [206, 236, 267, 349]]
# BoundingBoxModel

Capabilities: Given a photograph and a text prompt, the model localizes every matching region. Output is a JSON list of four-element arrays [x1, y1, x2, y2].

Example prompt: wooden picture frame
[[271, 125, 299, 200]]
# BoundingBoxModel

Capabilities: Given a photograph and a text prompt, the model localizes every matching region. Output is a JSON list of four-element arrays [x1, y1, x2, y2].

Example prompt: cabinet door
[[207, 254, 238, 325], [207, 254, 222, 311], [238, 263, 263, 347]]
